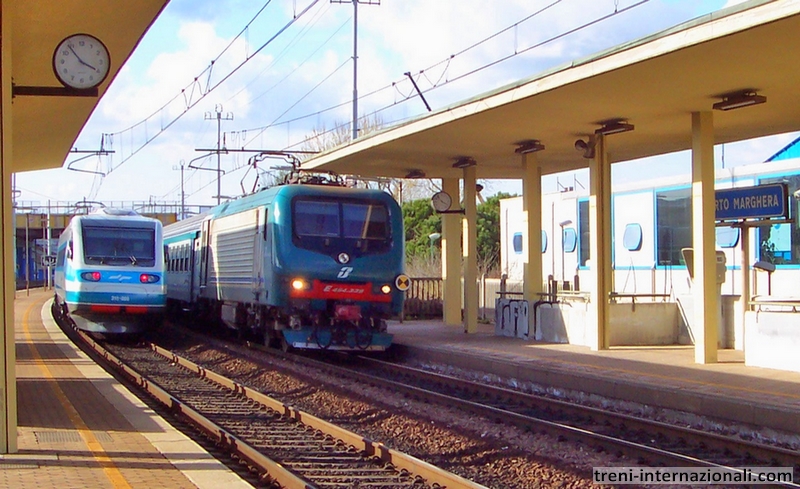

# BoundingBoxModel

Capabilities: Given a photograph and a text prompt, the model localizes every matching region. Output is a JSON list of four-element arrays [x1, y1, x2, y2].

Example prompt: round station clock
[[52, 34, 110, 89], [431, 191, 453, 212]]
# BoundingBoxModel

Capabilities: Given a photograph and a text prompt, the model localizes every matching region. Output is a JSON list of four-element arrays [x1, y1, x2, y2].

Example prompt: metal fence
[[403, 277, 443, 319]]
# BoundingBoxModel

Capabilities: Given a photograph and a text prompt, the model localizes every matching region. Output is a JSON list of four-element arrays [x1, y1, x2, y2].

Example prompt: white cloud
[[17, 0, 790, 207]]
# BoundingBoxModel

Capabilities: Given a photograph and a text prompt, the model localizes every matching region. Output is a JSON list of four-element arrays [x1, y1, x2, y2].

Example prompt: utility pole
[[331, 0, 380, 141], [172, 160, 185, 220], [204, 104, 233, 205]]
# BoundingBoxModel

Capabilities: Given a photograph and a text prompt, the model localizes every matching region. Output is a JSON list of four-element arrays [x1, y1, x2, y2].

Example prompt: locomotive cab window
[[293, 198, 391, 254], [82, 226, 156, 266]]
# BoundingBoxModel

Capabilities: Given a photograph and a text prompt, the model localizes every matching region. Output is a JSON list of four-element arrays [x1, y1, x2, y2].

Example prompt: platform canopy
[[10, 0, 169, 173], [301, 0, 800, 181]]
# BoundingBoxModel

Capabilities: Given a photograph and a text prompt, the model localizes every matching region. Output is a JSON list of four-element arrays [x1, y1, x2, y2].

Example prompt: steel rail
[[254, 347, 800, 487], [151, 343, 487, 489]]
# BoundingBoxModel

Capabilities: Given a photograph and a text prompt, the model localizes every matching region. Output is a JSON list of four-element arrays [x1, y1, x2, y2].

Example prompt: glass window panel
[[656, 188, 692, 266], [623, 223, 643, 251], [294, 201, 340, 237], [716, 226, 740, 249], [541, 230, 547, 253], [578, 200, 590, 265], [342, 203, 389, 239], [512, 233, 523, 254], [82, 226, 155, 264], [758, 175, 800, 264], [563, 228, 578, 253]]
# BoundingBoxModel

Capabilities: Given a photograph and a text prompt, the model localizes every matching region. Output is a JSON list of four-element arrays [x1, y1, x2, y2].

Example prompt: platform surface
[[389, 319, 800, 435], [3, 288, 252, 489]]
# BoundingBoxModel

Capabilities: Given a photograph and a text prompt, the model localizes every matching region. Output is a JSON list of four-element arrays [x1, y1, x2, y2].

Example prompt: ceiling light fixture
[[514, 140, 545, 154], [405, 169, 426, 179], [713, 90, 767, 111], [595, 120, 634, 136], [452, 157, 477, 169]]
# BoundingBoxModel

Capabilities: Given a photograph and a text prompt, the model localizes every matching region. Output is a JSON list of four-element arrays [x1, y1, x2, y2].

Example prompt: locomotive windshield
[[293, 198, 390, 254], [82, 225, 156, 266]]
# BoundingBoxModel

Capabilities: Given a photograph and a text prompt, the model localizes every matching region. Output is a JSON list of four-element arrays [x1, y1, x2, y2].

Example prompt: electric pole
[[331, 0, 380, 141], [172, 160, 185, 220], [204, 104, 233, 205]]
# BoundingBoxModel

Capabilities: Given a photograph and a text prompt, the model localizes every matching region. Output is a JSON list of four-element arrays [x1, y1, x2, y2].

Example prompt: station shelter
[[301, 1, 800, 373]]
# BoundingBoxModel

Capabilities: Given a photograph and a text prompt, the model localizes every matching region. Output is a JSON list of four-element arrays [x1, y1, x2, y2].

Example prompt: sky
[[16, 0, 794, 210]]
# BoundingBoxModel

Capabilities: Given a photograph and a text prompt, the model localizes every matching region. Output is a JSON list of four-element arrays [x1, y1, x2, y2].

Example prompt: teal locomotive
[[163, 177, 407, 351]]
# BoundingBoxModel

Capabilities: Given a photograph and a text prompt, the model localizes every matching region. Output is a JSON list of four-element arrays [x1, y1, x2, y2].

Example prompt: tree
[[401, 192, 516, 277], [401, 198, 441, 259], [475, 192, 514, 275]]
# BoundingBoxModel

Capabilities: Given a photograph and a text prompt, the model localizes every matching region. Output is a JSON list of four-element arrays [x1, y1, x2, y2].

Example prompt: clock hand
[[68, 44, 98, 71]]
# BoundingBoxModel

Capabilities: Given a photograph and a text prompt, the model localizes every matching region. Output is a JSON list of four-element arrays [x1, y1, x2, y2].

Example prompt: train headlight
[[291, 278, 309, 290], [380, 284, 392, 294], [80, 271, 101, 282], [140, 274, 160, 283]]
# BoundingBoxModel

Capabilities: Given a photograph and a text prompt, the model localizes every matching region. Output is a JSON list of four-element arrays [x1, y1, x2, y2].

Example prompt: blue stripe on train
[[65, 291, 166, 306]]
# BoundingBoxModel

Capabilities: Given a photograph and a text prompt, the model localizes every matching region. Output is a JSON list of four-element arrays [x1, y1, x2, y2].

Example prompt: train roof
[[208, 184, 398, 220], [163, 183, 399, 242], [70, 210, 162, 228]]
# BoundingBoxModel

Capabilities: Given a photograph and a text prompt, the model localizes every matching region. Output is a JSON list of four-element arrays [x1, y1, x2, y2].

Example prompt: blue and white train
[[163, 176, 407, 352], [52, 208, 166, 335]]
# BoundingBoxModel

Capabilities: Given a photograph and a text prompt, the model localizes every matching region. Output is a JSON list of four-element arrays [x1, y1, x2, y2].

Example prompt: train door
[[252, 207, 266, 302], [199, 218, 211, 290]]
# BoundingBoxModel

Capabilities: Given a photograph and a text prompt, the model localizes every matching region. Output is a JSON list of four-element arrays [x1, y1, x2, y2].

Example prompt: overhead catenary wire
[[227, 0, 650, 156], [100, 0, 323, 176]]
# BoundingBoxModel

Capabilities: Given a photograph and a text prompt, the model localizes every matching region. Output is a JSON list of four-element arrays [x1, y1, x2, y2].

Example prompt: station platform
[[389, 320, 800, 436], [3, 288, 251, 489]]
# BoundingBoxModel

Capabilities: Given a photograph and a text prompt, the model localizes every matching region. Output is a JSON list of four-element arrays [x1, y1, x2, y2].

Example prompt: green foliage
[[476, 192, 513, 273], [401, 192, 516, 276], [401, 198, 441, 258]]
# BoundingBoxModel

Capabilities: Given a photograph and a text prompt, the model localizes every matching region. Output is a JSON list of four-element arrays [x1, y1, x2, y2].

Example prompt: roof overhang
[[10, 0, 170, 173], [302, 0, 800, 180]]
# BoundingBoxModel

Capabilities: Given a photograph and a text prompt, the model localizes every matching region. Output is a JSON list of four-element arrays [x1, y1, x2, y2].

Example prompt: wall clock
[[52, 34, 110, 89]]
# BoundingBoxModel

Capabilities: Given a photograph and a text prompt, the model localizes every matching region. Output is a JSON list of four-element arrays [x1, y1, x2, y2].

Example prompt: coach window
[[655, 187, 692, 266], [758, 174, 800, 264]]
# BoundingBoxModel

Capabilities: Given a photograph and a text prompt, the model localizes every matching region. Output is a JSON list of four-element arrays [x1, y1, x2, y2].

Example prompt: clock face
[[53, 34, 110, 89], [431, 191, 452, 212]]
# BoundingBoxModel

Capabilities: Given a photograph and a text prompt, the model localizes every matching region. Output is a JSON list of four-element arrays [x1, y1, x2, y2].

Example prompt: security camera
[[574, 138, 596, 159]]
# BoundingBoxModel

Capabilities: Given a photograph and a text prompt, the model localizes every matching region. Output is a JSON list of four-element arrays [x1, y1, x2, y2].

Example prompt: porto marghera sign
[[715, 183, 788, 221]]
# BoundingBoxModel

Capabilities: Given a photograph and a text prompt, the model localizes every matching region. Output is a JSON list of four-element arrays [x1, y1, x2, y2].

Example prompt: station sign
[[715, 183, 788, 221]]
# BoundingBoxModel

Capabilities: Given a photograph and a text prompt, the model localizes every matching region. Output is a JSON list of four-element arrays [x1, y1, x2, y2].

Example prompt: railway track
[[68, 327, 487, 489], [303, 352, 800, 487], [141, 320, 800, 487]]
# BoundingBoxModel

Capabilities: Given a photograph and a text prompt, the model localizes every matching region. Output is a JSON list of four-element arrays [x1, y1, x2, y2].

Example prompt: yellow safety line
[[22, 298, 132, 489]]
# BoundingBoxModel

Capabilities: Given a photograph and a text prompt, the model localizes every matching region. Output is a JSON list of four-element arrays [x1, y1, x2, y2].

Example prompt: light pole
[[331, 0, 380, 140], [428, 232, 441, 261], [559, 219, 572, 290]]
